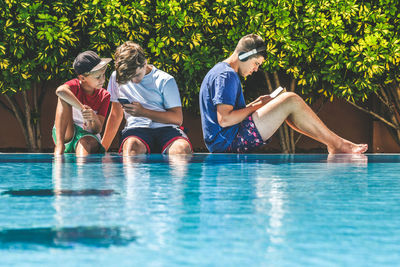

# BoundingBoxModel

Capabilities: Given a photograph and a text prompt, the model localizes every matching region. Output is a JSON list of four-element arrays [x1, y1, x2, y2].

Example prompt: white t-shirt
[[107, 66, 182, 130]]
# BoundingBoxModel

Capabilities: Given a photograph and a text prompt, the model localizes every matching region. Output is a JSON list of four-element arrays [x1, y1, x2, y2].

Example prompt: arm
[[101, 102, 124, 151], [246, 95, 271, 107], [125, 77, 183, 125], [122, 103, 183, 126], [56, 84, 104, 133], [55, 84, 84, 110], [217, 96, 271, 128], [81, 106, 105, 134]]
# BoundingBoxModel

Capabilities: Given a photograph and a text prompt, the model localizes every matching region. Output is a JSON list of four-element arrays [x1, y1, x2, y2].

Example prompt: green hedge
[[2, 0, 400, 106], [1, 0, 400, 150]]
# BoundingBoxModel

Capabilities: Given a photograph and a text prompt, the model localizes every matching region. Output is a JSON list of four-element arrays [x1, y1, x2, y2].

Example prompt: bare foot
[[328, 139, 368, 154]]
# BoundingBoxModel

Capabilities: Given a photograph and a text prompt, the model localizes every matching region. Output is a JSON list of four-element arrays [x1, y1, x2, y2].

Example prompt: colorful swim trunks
[[227, 116, 268, 153]]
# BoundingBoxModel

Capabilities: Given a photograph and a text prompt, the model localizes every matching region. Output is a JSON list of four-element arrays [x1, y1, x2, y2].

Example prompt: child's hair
[[235, 34, 267, 60], [114, 41, 147, 84]]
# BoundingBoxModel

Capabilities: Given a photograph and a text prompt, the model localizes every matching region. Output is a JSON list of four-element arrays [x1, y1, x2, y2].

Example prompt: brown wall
[[0, 88, 398, 153]]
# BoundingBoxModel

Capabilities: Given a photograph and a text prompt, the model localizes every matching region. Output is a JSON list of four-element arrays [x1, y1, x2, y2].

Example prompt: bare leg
[[54, 98, 75, 155], [165, 139, 192, 154], [75, 136, 101, 157], [252, 92, 368, 154], [168, 154, 192, 178], [122, 137, 148, 156]]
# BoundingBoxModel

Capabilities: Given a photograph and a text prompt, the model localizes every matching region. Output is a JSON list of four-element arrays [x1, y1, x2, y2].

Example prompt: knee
[[76, 137, 100, 153], [168, 139, 192, 155], [281, 91, 299, 100], [123, 138, 147, 155], [280, 92, 304, 106]]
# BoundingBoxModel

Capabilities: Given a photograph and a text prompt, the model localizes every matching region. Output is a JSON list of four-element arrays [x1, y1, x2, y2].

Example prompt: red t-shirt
[[65, 79, 110, 117]]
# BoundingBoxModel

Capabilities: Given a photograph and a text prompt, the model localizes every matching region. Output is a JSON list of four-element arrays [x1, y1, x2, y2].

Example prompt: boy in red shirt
[[53, 51, 111, 156]]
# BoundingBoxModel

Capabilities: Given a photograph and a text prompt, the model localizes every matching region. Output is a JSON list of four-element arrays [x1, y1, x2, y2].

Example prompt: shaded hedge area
[[1, 0, 400, 151]]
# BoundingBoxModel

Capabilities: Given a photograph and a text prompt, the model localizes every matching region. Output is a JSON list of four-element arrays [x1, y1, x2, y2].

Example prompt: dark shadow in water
[[2, 189, 117, 197], [0, 226, 137, 248]]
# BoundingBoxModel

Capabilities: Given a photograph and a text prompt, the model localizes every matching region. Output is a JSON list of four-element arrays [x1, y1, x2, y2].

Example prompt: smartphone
[[270, 86, 286, 98], [118, 98, 130, 105]]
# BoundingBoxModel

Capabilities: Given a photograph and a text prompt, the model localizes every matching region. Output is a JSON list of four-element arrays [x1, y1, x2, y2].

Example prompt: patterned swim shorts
[[227, 116, 268, 153]]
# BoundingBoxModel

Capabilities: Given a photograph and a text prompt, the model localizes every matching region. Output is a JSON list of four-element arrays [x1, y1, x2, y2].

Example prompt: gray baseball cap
[[73, 51, 112, 75]]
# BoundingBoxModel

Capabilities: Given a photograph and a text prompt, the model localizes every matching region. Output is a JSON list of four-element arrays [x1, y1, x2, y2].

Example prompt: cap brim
[[90, 58, 112, 72]]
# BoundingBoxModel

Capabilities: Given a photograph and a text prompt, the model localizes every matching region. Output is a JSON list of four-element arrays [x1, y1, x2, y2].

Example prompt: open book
[[270, 86, 286, 98]]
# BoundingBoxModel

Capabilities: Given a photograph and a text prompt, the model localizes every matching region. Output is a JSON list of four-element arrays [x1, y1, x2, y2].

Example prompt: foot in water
[[328, 139, 368, 154]]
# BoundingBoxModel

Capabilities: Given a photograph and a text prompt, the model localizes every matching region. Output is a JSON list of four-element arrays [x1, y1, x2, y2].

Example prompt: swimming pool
[[0, 153, 399, 266]]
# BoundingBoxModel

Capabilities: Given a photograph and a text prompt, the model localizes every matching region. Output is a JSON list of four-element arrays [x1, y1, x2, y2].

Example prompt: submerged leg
[[122, 136, 148, 156], [165, 138, 192, 155], [75, 136, 101, 156]]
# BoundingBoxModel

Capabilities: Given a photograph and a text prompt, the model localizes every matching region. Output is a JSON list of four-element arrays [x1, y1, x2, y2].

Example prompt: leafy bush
[[1, 0, 400, 151]]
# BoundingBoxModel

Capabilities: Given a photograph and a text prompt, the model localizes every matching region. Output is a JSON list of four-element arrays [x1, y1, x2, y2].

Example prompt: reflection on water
[[51, 155, 123, 238], [327, 154, 368, 165], [253, 164, 287, 254], [167, 154, 192, 179], [263, 177, 286, 245], [122, 154, 193, 247], [0, 226, 137, 248]]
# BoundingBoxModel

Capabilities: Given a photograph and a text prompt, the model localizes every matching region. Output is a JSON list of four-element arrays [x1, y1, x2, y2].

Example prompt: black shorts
[[120, 127, 192, 153]]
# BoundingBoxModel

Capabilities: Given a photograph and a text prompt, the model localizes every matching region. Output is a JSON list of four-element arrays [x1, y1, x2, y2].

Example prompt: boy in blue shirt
[[200, 34, 368, 154], [101, 41, 192, 155]]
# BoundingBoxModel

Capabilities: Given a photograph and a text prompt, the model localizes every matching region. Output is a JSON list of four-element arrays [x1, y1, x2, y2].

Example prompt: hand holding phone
[[270, 86, 286, 98], [118, 98, 131, 105]]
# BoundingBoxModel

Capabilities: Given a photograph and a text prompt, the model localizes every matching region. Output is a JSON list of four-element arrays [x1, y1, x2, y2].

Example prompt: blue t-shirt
[[199, 62, 246, 152]]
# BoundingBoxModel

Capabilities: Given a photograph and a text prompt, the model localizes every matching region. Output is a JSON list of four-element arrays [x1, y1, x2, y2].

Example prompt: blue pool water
[[0, 153, 399, 266]]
